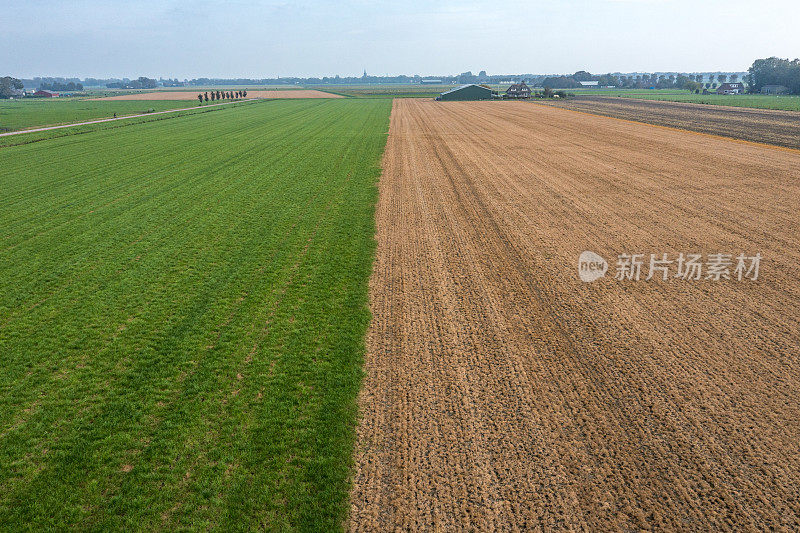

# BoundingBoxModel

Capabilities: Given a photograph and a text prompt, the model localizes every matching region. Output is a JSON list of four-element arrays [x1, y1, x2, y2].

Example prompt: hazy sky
[[2, 0, 798, 78]]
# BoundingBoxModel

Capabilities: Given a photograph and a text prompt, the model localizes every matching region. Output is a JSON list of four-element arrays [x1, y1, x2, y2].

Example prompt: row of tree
[[541, 71, 741, 90], [198, 89, 248, 103], [537, 76, 579, 89], [747, 57, 800, 94], [107, 77, 158, 89], [607, 73, 738, 89], [39, 81, 84, 92]]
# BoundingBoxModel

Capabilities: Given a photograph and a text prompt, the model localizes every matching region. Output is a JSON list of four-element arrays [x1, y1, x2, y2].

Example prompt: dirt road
[[90, 89, 342, 101], [539, 95, 800, 149], [350, 100, 800, 530]]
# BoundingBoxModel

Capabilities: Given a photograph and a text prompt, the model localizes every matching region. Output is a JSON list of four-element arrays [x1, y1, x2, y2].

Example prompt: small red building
[[33, 90, 60, 98]]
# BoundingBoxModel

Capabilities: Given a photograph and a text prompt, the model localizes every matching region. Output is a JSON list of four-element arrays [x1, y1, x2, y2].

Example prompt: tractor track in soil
[[349, 99, 800, 531], [537, 95, 800, 150]]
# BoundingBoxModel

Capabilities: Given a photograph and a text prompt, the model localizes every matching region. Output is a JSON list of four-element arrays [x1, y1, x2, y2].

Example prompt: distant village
[[2, 57, 798, 99]]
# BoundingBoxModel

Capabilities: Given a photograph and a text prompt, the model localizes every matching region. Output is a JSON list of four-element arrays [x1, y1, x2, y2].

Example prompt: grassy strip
[[620, 92, 800, 112], [0, 99, 205, 133], [0, 100, 262, 149], [567, 89, 800, 112], [0, 98, 391, 530]]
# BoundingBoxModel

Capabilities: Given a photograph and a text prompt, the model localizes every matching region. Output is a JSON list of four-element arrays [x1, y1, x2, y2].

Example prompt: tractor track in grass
[[349, 99, 800, 531], [0, 99, 259, 137], [90, 90, 344, 101], [0, 99, 393, 530]]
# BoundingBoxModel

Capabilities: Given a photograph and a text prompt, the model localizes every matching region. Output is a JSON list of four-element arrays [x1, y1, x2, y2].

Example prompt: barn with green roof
[[436, 84, 494, 101]]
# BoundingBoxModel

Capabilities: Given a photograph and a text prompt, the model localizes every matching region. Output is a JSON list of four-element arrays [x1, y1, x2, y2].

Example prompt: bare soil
[[90, 90, 342, 101], [538, 95, 800, 149], [350, 99, 800, 531]]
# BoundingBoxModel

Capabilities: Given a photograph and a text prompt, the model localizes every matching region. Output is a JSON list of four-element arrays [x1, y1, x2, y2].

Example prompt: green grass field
[[0, 101, 259, 149], [621, 92, 800, 111], [0, 98, 391, 530], [567, 88, 800, 111], [0, 98, 201, 133]]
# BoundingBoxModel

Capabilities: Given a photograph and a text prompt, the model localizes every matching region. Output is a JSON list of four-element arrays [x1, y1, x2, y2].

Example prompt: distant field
[[539, 95, 800, 149], [1, 90, 344, 132], [0, 99, 198, 132], [92, 90, 343, 101], [313, 85, 451, 99], [563, 89, 800, 111], [623, 92, 800, 111], [0, 99, 391, 530], [0, 101, 258, 148]]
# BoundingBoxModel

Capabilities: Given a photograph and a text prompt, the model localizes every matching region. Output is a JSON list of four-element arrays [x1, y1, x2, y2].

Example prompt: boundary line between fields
[[0, 98, 261, 138], [530, 101, 800, 155]]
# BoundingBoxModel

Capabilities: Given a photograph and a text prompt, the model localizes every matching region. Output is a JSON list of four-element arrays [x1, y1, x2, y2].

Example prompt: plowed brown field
[[350, 99, 800, 531], [540, 96, 800, 149], [90, 89, 342, 100]]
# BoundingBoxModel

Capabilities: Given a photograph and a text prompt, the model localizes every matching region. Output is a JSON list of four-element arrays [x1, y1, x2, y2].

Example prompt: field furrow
[[350, 99, 800, 531], [539, 96, 800, 149]]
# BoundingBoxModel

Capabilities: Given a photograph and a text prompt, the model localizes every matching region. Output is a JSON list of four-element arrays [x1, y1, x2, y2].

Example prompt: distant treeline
[[21, 77, 83, 90], [747, 57, 800, 94], [184, 71, 746, 90], [39, 81, 83, 92], [548, 58, 800, 94], [17, 76, 165, 89], [11, 72, 749, 91], [186, 74, 479, 86], [538, 71, 736, 91], [106, 77, 159, 89], [12, 59, 799, 95]]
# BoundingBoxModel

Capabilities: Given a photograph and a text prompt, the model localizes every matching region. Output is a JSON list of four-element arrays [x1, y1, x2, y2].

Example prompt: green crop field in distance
[[0, 101, 259, 149], [0, 98, 391, 530], [563, 88, 800, 111], [0, 98, 200, 133], [621, 92, 800, 111]]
